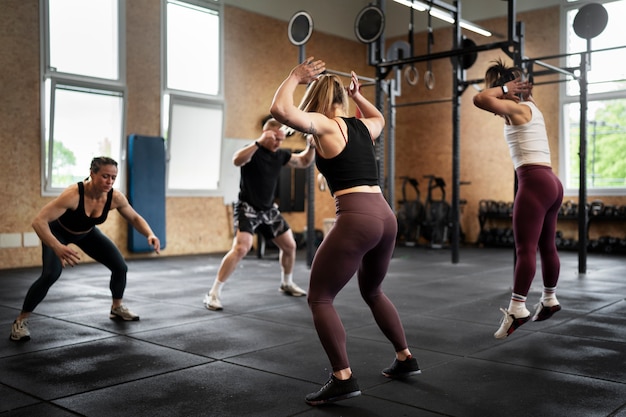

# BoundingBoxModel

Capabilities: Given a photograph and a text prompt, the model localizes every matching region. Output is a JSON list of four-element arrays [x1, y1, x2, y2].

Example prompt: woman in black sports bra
[[271, 58, 419, 406], [10, 157, 161, 342]]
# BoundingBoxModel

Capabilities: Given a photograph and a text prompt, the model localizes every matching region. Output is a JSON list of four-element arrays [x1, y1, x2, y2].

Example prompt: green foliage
[[568, 99, 626, 188], [51, 141, 79, 187]]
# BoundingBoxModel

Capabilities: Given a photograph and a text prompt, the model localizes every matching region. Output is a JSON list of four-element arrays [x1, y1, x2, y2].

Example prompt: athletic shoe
[[382, 355, 421, 378], [203, 292, 223, 311], [10, 319, 30, 341], [279, 283, 307, 297], [305, 374, 361, 406], [494, 308, 530, 339], [109, 304, 140, 321], [532, 302, 561, 322]]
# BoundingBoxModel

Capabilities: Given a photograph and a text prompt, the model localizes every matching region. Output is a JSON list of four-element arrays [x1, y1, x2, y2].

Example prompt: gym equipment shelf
[[477, 199, 626, 254]]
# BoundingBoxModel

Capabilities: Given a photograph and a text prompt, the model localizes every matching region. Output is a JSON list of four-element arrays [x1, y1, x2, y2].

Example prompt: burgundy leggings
[[512, 165, 564, 297], [308, 192, 408, 372]]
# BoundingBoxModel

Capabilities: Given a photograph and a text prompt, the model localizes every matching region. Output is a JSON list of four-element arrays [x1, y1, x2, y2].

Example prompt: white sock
[[281, 272, 293, 286], [508, 294, 529, 317], [210, 280, 224, 296], [541, 287, 559, 307]]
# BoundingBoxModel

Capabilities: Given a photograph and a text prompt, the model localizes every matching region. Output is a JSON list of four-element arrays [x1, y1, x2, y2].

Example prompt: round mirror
[[288, 11, 313, 46], [573, 3, 608, 40], [355, 5, 385, 43]]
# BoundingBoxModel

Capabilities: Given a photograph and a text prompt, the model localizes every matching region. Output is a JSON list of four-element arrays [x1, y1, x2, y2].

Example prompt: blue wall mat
[[127, 134, 167, 252]]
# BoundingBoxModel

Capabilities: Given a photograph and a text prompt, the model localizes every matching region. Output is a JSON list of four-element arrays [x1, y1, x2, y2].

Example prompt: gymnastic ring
[[424, 70, 435, 90], [404, 65, 419, 86]]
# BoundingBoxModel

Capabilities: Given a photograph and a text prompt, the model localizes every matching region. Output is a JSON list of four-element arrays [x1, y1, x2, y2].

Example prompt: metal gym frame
[[371, 0, 614, 274], [290, 0, 614, 273]]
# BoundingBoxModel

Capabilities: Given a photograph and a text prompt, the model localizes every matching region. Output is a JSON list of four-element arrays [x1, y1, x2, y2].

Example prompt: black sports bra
[[57, 182, 113, 232]]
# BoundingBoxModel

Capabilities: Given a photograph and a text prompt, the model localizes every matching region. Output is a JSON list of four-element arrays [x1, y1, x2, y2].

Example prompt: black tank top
[[315, 117, 379, 195], [57, 182, 113, 232]]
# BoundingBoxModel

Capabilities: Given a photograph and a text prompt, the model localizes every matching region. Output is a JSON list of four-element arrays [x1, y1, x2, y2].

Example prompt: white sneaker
[[110, 304, 140, 321], [279, 283, 307, 297], [10, 319, 30, 341], [203, 292, 223, 311], [494, 308, 530, 339]]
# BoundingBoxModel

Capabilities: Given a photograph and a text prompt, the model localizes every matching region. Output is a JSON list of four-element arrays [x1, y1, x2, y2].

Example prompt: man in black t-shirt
[[203, 118, 315, 310]]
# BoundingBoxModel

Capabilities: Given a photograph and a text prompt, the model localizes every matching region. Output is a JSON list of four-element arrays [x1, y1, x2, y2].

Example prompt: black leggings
[[21, 221, 128, 313], [512, 165, 563, 297], [308, 193, 408, 372]]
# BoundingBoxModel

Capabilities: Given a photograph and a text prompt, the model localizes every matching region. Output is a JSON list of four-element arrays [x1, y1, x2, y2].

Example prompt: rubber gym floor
[[1, 245, 625, 417]]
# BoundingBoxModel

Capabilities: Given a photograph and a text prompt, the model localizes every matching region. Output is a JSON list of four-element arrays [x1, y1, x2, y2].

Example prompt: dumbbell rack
[[477, 199, 626, 254]]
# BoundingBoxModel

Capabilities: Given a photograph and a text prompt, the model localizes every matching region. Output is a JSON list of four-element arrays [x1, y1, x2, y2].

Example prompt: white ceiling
[[223, 0, 564, 41]]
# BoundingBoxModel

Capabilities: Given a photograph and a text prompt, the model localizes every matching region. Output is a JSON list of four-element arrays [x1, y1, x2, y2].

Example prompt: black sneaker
[[305, 374, 361, 406], [532, 302, 561, 322], [382, 355, 421, 378]]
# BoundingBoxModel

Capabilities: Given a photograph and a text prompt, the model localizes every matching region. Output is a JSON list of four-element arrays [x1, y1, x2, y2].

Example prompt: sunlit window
[[163, 0, 224, 195], [42, 0, 125, 194], [48, 0, 118, 80], [45, 83, 123, 188], [562, 0, 626, 193], [166, 0, 220, 95]]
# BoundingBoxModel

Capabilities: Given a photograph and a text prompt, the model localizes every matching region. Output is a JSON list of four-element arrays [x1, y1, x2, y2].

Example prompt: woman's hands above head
[[501, 78, 531, 101], [291, 57, 326, 84]]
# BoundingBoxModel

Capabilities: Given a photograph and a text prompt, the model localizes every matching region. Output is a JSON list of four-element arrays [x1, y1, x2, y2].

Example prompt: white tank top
[[503, 101, 551, 169]]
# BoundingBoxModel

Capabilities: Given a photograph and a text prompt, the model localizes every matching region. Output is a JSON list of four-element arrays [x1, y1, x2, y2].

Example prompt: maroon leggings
[[512, 165, 564, 296], [308, 192, 408, 372]]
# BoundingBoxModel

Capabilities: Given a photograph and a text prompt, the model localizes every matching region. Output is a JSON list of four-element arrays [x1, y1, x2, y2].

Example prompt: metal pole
[[299, 45, 316, 267], [578, 48, 589, 274], [376, 0, 387, 200], [450, 1, 462, 263], [387, 79, 396, 211]]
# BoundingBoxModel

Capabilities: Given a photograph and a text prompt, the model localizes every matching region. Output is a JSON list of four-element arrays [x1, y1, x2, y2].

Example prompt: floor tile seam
[[39, 361, 218, 404], [341, 333, 473, 365], [239, 313, 312, 331], [536, 329, 626, 346], [0, 334, 121, 360], [0, 383, 53, 412], [467, 355, 626, 385], [361, 391, 456, 416], [607, 401, 626, 417], [219, 357, 325, 386], [221, 338, 315, 363]]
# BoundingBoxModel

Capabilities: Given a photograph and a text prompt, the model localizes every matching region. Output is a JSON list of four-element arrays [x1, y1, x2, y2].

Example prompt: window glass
[[166, 0, 220, 95], [562, 0, 626, 193], [48, 0, 118, 79], [163, 0, 224, 195], [42, 0, 124, 194], [564, 100, 626, 189], [46, 85, 124, 189], [166, 98, 223, 191]]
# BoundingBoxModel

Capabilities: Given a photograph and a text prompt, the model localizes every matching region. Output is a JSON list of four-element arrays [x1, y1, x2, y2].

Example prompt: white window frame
[[161, 0, 225, 197], [40, 0, 127, 196], [559, 0, 626, 197]]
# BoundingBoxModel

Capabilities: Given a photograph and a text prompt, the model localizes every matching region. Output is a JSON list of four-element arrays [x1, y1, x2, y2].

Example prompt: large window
[[42, 0, 125, 194], [162, 0, 224, 195], [561, 0, 626, 194]]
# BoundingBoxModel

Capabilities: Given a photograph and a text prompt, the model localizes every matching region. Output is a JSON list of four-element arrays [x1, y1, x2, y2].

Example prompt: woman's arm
[[288, 135, 316, 168], [270, 57, 332, 137], [347, 71, 384, 141], [31, 185, 82, 267], [473, 78, 531, 123], [114, 191, 161, 253]]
